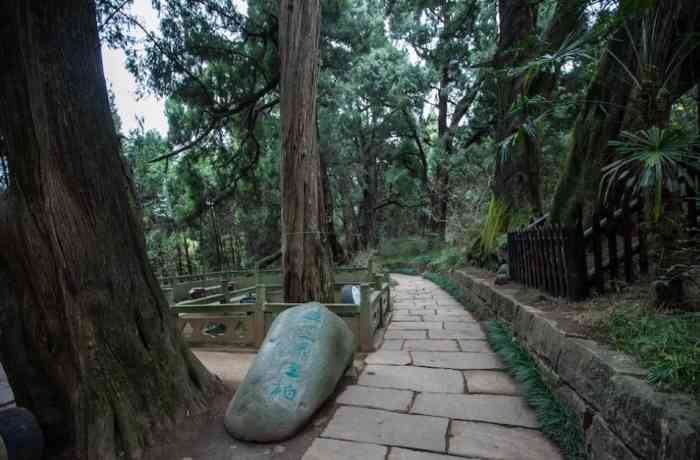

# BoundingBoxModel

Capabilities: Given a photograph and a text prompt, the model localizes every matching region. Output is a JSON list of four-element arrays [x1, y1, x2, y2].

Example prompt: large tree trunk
[[0, 2, 221, 459], [551, 0, 700, 223], [473, 0, 585, 263], [339, 173, 358, 255], [183, 232, 194, 274], [358, 142, 379, 250], [490, 0, 540, 212], [279, 0, 334, 303], [320, 144, 346, 264]]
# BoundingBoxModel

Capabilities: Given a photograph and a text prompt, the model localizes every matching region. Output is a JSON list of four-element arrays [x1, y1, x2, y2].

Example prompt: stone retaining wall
[[449, 269, 700, 460]]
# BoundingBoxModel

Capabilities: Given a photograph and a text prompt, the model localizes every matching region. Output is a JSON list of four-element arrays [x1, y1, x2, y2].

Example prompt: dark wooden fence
[[508, 217, 589, 300], [508, 201, 650, 300], [683, 174, 698, 233]]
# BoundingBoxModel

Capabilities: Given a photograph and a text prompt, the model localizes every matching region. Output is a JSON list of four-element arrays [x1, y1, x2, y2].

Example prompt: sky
[[101, 0, 168, 136]]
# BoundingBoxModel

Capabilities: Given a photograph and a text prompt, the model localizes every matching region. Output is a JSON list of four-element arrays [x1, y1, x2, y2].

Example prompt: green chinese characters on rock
[[224, 303, 355, 442]]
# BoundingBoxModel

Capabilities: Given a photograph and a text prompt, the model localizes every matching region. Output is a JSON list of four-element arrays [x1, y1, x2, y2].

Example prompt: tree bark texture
[[492, 0, 540, 214], [320, 145, 346, 264], [0, 2, 221, 458], [279, 0, 335, 303], [551, 0, 700, 223]]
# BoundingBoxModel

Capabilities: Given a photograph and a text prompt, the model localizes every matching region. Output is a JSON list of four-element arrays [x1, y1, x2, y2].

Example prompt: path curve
[[302, 274, 563, 460]]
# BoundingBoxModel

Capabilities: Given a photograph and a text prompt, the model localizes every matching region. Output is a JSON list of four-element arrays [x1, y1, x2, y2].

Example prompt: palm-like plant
[[601, 127, 700, 221]]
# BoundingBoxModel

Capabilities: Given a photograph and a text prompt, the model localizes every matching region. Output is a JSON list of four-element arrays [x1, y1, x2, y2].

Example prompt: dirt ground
[[146, 350, 349, 460]]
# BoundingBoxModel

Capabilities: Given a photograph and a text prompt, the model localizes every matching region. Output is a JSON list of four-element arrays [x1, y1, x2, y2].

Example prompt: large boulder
[[0, 407, 44, 460], [225, 302, 355, 442]]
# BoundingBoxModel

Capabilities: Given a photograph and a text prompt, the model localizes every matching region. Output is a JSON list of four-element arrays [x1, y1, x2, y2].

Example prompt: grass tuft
[[601, 306, 700, 399], [422, 271, 585, 460], [486, 320, 585, 460], [423, 272, 470, 306]]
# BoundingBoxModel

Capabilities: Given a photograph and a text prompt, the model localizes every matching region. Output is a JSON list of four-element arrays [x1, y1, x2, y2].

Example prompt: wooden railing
[[508, 201, 650, 300], [171, 278, 392, 352], [162, 266, 370, 303]]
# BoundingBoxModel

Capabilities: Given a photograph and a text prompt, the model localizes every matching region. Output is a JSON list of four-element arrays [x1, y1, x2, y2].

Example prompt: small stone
[[273, 445, 286, 454]]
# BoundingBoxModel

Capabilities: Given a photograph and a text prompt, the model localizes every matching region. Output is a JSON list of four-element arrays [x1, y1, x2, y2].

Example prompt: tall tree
[[279, 0, 335, 302], [388, 0, 482, 240], [551, 0, 700, 223], [475, 0, 586, 260], [0, 2, 220, 458]]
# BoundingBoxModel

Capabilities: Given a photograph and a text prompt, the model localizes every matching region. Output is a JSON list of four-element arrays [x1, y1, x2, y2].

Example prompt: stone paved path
[[303, 274, 563, 460]]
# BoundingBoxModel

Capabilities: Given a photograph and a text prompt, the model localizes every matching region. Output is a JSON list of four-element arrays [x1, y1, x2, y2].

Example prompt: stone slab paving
[[359, 365, 465, 393], [322, 406, 448, 453], [403, 339, 460, 351], [450, 421, 563, 460], [385, 330, 427, 339], [458, 339, 492, 352], [412, 393, 539, 428], [464, 371, 520, 395], [389, 448, 477, 460], [429, 327, 486, 340], [365, 350, 412, 366], [302, 438, 387, 460], [411, 351, 505, 370], [380, 339, 405, 350], [305, 273, 562, 460], [336, 385, 414, 412], [388, 321, 444, 330]]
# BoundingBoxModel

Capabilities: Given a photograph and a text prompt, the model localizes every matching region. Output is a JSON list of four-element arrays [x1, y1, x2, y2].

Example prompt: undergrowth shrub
[[377, 237, 431, 258], [602, 305, 700, 399], [430, 246, 463, 272]]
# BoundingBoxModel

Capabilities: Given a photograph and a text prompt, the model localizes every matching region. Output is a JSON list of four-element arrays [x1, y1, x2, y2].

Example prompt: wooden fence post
[[564, 208, 589, 300], [359, 283, 372, 352]]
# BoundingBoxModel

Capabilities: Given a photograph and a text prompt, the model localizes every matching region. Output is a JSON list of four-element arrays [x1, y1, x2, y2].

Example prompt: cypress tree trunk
[[490, 0, 540, 211], [320, 144, 346, 264], [279, 0, 335, 303], [183, 232, 193, 274], [0, 1, 221, 459]]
